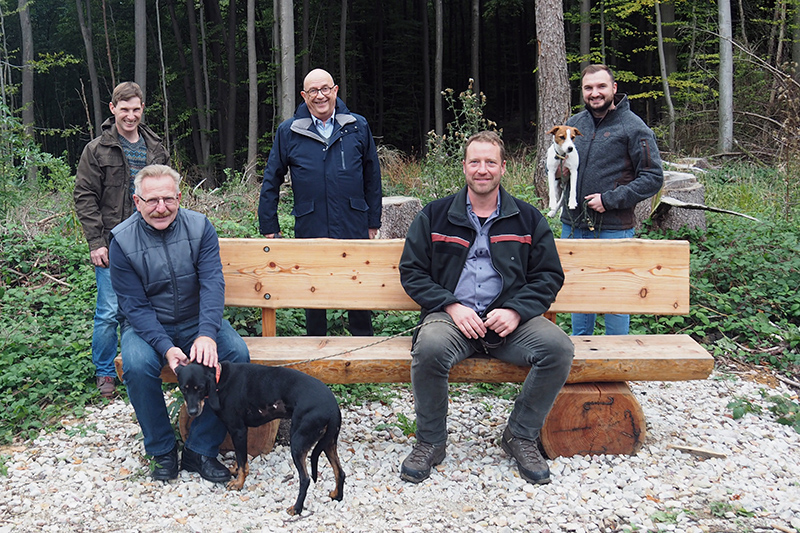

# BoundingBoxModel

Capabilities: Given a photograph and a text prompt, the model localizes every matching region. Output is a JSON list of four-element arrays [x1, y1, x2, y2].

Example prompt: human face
[[582, 70, 617, 118], [463, 141, 506, 201], [134, 174, 181, 231], [301, 70, 338, 121], [110, 97, 144, 140]]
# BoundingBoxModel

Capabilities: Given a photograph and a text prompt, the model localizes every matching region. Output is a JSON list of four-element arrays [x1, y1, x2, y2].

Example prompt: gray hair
[[133, 164, 181, 196]]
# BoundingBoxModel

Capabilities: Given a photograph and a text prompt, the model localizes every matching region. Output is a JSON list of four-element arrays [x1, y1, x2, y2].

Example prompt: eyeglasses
[[304, 86, 333, 97], [138, 196, 178, 208]]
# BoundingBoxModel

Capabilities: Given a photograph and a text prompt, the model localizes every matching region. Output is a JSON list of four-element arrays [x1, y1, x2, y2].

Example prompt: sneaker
[[96, 376, 116, 398], [400, 441, 446, 483], [500, 426, 551, 484]]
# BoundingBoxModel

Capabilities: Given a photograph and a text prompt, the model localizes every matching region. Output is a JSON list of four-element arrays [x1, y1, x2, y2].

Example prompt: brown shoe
[[501, 426, 550, 484], [400, 441, 446, 483], [96, 376, 116, 398]]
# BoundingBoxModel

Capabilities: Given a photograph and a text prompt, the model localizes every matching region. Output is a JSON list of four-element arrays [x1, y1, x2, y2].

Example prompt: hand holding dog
[[190, 336, 219, 368]]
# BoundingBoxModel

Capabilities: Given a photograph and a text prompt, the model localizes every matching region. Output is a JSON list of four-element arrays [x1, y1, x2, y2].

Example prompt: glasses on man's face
[[304, 86, 333, 98], [138, 196, 178, 208]]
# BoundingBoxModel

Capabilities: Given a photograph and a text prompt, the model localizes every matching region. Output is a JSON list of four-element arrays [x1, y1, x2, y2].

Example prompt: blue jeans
[[410, 313, 574, 445], [92, 266, 120, 378], [561, 224, 635, 335], [120, 318, 250, 457]]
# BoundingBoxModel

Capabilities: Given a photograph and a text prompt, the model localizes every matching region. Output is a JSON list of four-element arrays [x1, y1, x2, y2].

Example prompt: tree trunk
[[101, 0, 116, 88], [75, 0, 103, 136], [794, 1, 800, 83], [135, 0, 146, 102], [339, 0, 348, 101], [655, 0, 675, 153], [434, 0, 443, 136], [533, 0, 570, 205], [718, 0, 733, 153], [186, 0, 211, 174], [224, 0, 237, 170], [470, 0, 479, 95], [420, 0, 430, 152], [579, 0, 591, 72], [246, 0, 258, 183], [167, 0, 202, 164], [279, 0, 295, 122], [302, 0, 310, 75], [18, 0, 35, 181], [155, 0, 170, 150]]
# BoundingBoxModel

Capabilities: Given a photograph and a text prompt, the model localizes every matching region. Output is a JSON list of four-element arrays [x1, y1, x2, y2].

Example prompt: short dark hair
[[580, 64, 616, 84], [464, 131, 505, 162], [111, 81, 144, 106]]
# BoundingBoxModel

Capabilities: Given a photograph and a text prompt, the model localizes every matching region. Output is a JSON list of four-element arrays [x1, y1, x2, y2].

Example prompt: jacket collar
[[290, 98, 356, 142], [447, 185, 520, 228]]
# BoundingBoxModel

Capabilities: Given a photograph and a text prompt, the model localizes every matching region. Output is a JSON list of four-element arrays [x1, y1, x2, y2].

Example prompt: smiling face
[[301, 69, 339, 122], [110, 97, 144, 141], [133, 173, 181, 231], [463, 140, 506, 202], [582, 69, 617, 118]]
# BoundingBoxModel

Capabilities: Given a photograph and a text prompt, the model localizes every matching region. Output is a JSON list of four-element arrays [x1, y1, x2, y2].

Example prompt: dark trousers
[[305, 309, 374, 336]]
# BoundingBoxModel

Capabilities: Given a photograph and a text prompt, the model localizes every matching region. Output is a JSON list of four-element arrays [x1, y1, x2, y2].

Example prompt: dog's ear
[[547, 126, 560, 135], [572, 127, 582, 137], [206, 366, 221, 411]]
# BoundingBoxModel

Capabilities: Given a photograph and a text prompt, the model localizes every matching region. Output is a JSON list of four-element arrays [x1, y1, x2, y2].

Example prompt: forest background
[[0, 0, 799, 447]]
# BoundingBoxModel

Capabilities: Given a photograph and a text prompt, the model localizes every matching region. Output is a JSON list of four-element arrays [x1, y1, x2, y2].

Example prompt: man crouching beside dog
[[398, 131, 574, 485], [109, 164, 250, 482]]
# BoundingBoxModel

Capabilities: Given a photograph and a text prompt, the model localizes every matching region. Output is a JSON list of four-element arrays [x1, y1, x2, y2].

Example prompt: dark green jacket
[[399, 186, 564, 324]]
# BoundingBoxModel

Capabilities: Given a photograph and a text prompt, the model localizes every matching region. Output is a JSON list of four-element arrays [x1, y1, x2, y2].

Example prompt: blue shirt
[[453, 194, 503, 315], [313, 111, 335, 139]]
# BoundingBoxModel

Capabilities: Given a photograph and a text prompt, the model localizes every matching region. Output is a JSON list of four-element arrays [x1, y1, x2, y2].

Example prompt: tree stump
[[540, 382, 646, 458], [635, 170, 707, 232], [380, 196, 422, 239], [178, 405, 280, 457]]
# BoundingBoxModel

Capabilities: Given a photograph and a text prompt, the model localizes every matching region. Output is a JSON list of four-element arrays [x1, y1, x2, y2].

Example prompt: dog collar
[[554, 151, 567, 160]]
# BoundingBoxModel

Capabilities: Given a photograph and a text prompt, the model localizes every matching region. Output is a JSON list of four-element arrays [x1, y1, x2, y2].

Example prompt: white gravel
[[1, 366, 799, 533]]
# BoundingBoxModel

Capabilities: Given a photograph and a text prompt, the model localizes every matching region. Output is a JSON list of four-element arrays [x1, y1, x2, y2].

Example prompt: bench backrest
[[220, 238, 690, 336]]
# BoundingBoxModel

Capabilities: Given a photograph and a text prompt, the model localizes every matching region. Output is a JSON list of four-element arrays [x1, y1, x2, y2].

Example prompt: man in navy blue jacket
[[258, 68, 382, 336], [110, 164, 249, 483]]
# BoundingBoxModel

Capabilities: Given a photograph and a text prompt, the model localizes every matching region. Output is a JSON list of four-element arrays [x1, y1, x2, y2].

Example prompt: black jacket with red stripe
[[399, 185, 564, 324]]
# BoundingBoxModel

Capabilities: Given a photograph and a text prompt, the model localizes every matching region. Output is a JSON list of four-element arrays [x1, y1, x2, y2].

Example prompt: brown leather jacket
[[74, 117, 169, 251]]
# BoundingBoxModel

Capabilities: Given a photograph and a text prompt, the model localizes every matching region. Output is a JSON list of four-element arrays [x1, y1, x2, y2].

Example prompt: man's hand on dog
[[165, 336, 218, 371]]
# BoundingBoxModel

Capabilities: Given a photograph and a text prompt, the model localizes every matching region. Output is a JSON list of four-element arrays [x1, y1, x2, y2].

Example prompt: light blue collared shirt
[[453, 194, 503, 315], [313, 111, 335, 139]]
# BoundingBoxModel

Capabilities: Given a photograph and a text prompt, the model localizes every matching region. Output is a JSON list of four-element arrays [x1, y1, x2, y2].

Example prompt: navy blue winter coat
[[258, 99, 382, 238]]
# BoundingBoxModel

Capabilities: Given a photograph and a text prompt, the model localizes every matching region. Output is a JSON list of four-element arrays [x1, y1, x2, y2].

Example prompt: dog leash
[[274, 318, 458, 368]]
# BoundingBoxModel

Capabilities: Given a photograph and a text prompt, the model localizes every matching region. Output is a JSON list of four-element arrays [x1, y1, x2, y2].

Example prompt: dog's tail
[[309, 411, 342, 482]]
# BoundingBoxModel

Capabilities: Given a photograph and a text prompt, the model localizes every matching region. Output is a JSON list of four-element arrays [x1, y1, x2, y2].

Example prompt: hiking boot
[[500, 426, 551, 484], [400, 441, 446, 483], [96, 376, 116, 398]]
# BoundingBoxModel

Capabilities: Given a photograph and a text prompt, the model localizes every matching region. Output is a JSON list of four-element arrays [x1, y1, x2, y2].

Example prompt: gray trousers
[[410, 312, 574, 445]]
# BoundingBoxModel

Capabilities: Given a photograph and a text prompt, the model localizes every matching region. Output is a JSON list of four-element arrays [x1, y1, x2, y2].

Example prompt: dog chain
[[275, 319, 458, 368]]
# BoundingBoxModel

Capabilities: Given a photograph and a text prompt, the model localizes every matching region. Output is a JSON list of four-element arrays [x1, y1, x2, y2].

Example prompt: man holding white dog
[[561, 64, 664, 336]]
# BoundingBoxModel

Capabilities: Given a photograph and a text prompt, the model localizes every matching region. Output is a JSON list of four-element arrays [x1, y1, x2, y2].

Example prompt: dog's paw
[[568, 201, 578, 210], [546, 209, 557, 218]]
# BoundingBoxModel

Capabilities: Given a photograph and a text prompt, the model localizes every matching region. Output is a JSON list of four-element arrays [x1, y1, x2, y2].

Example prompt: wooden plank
[[540, 382, 646, 458], [219, 238, 690, 316], [113, 333, 713, 385]]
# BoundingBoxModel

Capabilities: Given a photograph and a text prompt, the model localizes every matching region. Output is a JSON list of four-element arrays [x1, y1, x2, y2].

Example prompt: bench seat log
[[113, 237, 714, 459]]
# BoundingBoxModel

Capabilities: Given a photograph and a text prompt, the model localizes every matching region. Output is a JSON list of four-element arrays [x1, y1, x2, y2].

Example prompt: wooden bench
[[115, 237, 714, 458]]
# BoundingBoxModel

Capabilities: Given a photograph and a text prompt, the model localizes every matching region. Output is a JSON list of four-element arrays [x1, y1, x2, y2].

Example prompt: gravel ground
[[1, 365, 799, 533]]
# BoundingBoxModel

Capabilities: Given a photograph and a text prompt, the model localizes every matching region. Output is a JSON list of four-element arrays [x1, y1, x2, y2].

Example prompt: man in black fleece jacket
[[562, 64, 664, 336]]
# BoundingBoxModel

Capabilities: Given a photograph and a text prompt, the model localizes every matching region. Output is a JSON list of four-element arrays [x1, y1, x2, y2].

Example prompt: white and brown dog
[[546, 125, 582, 217]]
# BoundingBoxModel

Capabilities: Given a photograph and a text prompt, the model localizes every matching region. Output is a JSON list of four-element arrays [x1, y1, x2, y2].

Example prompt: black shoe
[[500, 426, 551, 484], [181, 447, 231, 483], [400, 441, 446, 483], [151, 446, 179, 480]]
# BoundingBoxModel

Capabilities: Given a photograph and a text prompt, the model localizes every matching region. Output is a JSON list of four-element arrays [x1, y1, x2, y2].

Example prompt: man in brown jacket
[[74, 82, 169, 397]]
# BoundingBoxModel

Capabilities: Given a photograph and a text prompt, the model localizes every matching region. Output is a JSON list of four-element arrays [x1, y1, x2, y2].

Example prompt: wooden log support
[[540, 382, 646, 458], [179, 407, 280, 457]]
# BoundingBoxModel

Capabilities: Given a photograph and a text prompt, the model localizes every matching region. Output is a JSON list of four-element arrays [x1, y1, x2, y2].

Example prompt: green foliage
[[0, 224, 97, 444], [727, 396, 763, 420], [329, 383, 399, 407], [709, 500, 755, 518], [375, 412, 417, 437], [761, 390, 800, 435], [421, 80, 500, 202]]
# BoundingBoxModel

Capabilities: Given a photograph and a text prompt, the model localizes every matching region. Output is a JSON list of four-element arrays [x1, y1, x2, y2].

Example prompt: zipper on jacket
[[640, 139, 651, 169], [161, 232, 180, 319]]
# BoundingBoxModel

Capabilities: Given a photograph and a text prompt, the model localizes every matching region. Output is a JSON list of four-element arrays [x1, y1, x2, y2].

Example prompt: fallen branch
[[667, 444, 727, 459]]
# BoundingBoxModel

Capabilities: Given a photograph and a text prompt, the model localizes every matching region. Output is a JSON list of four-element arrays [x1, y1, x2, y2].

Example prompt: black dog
[[175, 361, 345, 515]]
